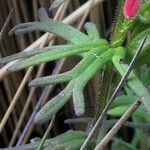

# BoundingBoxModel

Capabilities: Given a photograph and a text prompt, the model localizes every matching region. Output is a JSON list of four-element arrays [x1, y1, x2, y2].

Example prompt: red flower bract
[[123, 0, 142, 18]]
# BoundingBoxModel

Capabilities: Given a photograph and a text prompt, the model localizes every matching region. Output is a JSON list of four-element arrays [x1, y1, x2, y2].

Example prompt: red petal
[[124, 0, 142, 18]]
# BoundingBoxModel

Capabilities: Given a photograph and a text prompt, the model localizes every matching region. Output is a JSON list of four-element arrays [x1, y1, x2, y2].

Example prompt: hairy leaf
[[0, 41, 103, 64], [138, 1, 150, 24], [9, 18, 91, 44], [84, 22, 100, 41], [7, 43, 98, 71], [34, 80, 75, 124], [29, 71, 73, 87], [29, 45, 109, 87], [126, 27, 150, 67], [113, 54, 150, 113], [0, 45, 66, 63], [73, 48, 114, 116], [1, 130, 87, 150], [49, 0, 67, 11]]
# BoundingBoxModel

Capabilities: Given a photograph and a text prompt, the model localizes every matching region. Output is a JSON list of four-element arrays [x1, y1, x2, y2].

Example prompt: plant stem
[[37, 116, 55, 150], [95, 62, 113, 119]]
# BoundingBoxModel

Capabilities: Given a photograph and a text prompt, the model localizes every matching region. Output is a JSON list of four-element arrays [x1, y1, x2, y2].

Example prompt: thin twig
[[95, 99, 141, 150], [0, 9, 13, 41], [78, 0, 94, 30], [80, 35, 148, 150], [0, 67, 33, 133], [8, 65, 43, 146]]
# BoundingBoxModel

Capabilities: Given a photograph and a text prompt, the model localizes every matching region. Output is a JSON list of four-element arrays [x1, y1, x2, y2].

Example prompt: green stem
[[95, 62, 113, 118], [95, 0, 126, 119], [37, 117, 55, 150]]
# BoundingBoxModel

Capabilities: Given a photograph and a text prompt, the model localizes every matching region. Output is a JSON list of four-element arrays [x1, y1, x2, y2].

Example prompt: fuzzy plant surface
[[1, 130, 96, 150], [0, 0, 150, 126], [0, 0, 150, 149]]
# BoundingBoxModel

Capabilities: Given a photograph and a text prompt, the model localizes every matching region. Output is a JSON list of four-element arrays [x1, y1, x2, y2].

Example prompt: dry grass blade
[[8, 64, 44, 146], [95, 99, 141, 150], [0, 67, 33, 133], [0, 9, 13, 41], [78, 0, 94, 30]]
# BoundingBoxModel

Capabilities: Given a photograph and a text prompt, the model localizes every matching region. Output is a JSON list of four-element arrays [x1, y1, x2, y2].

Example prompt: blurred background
[[0, 0, 117, 147]]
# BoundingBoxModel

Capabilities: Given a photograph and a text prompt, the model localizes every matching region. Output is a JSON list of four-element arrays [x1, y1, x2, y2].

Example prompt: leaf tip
[[38, 7, 49, 21]]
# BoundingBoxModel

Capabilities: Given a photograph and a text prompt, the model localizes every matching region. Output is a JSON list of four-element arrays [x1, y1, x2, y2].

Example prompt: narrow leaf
[[9, 18, 91, 44], [73, 49, 114, 116], [7, 44, 94, 71], [108, 105, 150, 121], [29, 45, 109, 87], [126, 27, 150, 67], [34, 80, 75, 124], [113, 55, 150, 113], [38, 7, 49, 21], [46, 139, 85, 150], [2, 130, 87, 150], [49, 0, 67, 11], [0, 41, 102, 64], [84, 22, 100, 40], [29, 71, 73, 87], [0, 45, 66, 63], [111, 95, 137, 109]]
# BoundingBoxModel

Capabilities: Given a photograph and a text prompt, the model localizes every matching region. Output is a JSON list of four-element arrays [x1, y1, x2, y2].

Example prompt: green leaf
[[7, 43, 98, 71], [108, 105, 128, 116], [138, 1, 150, 24], [49, 130, 87, 145], [49, 0, 67, 11], [73, 48, 114, 116], [29, 44, 109, 87], [113, 54, 150, 113], [112, 138, 137, 150], [84, 22, 100, 41], [9, 18, 91, 44], [34, 80, 75, 124], [29, 71, 73, 87], [111, 95, 137, 109], [108, 105, 150, 121], [0, 44, 67, 63], [126, 27, 150, 67], [2, 130, 88, 150], [46, 139, 85, 150]]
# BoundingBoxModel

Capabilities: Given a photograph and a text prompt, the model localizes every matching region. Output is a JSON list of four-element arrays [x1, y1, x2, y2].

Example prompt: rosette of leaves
[[0, 5, 150, 125]]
